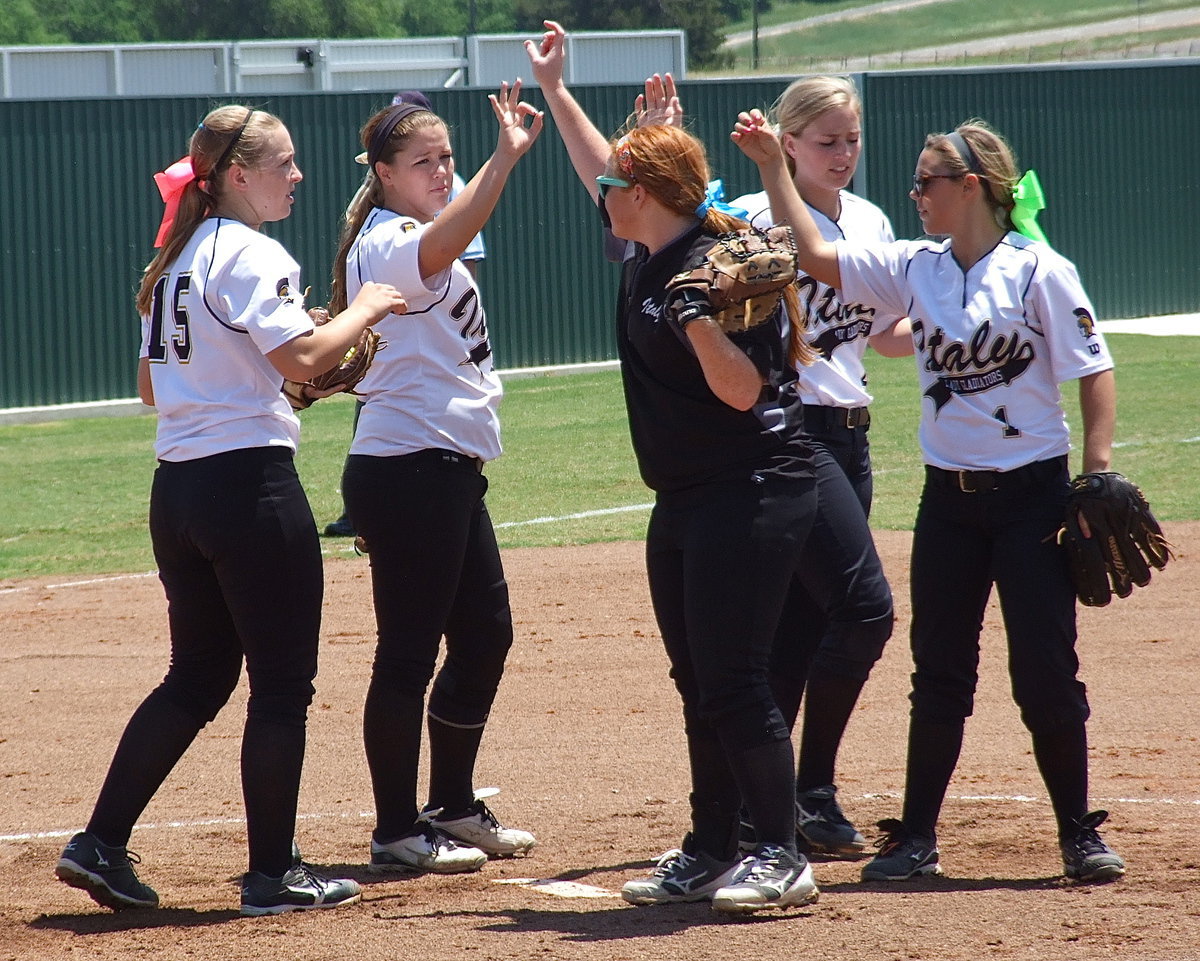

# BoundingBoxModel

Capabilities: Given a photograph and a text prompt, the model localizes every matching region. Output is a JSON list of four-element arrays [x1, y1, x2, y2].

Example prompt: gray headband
[[945, 131, 982, 174]]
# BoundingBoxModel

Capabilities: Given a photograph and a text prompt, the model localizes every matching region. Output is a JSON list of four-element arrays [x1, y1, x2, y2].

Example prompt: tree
[[0, 0, 58, 44], [400, 0, 513, 38]]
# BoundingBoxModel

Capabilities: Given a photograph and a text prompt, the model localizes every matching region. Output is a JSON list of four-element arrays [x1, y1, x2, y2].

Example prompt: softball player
[[55, 105, 405, 916], [328, 83, 541, 874], [735, 113, 1125, 883], [526, 22, 821, 914], [323, 90, 487, 540], [729, 76, 903, 858]]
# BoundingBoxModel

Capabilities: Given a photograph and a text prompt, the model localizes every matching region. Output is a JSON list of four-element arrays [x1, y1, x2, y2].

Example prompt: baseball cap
[[355, 90, 435, 164], [391, 90, 434, 110]]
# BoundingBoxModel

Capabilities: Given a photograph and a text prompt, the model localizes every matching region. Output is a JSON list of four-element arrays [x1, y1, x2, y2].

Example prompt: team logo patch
[[401, 221, 418, 233], [1074, 307, 1097, 339], [276, 278, 294, 301]]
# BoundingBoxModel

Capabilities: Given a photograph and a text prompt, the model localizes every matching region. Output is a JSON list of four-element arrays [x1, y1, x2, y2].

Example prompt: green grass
[[712, 0, 1200, 71], [1, 334, 1196, 580]]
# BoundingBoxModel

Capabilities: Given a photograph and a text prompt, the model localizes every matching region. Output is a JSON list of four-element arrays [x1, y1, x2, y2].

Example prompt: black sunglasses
[[911, 172, 965, 196]]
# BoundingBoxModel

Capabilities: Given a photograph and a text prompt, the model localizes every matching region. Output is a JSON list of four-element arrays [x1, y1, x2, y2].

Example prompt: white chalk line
[[9, 790, 1198, 845]]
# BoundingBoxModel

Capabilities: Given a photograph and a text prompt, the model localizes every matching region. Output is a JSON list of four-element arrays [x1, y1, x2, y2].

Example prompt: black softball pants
[[343, 450, 514, 840], [88, 447, 322, 878], [900, 455, 1092, 839], [769, 415, 894, 793], [646, 472, 816, 857]]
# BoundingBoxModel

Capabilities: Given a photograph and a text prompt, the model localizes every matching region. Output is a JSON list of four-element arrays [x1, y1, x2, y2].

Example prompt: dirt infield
[[2, 524, 1198, 961]]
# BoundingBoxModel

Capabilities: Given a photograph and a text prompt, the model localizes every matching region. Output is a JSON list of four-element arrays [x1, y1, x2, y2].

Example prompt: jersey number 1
[[146, 273, 193, 363], [992, 405, 1022, 439]]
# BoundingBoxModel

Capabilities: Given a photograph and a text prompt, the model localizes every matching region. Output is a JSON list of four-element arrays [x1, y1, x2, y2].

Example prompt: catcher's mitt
[[1057, 471, 1173, 607], [283, 307, 385, 411], [665, 226, 797, 334]]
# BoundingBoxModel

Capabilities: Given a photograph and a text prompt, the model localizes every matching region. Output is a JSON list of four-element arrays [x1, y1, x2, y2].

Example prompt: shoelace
[[290, 862, 328, 894], [651, 848, 692, 878], [871, 819, 908, 856], [740, 846, 789, 883], [1067, 826, 1109, 857], [474, 802, 502, 829], [804, 794, 853, 827]]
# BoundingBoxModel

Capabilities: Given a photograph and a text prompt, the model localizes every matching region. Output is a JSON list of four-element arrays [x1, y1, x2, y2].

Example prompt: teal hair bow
[[695, 180, 748, 220], [1011, 169, 1047, 243]]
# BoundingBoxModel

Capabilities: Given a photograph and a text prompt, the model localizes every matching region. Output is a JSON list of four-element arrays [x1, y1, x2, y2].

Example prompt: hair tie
[[366, 102, 428, 169], [1011, 169, 1047, 243], [152, 157, 196, 248], [695, 179, 748, 220], [613, 135, 636, 179]]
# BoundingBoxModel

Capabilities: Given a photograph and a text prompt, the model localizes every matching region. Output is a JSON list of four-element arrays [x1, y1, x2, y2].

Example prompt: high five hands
[[635, 74, 682, 128], [731, 108, 785, 167], [489, 79, 544, 159]]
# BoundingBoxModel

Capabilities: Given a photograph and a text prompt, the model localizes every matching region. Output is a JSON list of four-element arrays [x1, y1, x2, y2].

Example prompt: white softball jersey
[[345, 208, 503, 462], [139, 218, 315, 462], [732, 189, 905, 408], [836, 232, 1114, 471]]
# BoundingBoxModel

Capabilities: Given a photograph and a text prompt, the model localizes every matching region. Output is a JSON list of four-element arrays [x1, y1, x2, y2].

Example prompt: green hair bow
[[1011, 169, 1047, 243]]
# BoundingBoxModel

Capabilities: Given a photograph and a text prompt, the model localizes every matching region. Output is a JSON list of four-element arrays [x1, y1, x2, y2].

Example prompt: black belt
[[396, 448, 484, 473], [926, 455, 1067, 494], [802, 404, 871, 431]]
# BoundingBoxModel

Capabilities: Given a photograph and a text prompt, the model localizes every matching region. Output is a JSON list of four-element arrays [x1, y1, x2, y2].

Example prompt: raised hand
[[489, 79, 545, 160], [523, 19, 567, 88], [731, 109, 784, 166], [634, 73, 682, 128]]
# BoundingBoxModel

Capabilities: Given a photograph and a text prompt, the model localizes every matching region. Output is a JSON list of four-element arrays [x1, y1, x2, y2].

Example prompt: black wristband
[[668, 286, 714, 331]]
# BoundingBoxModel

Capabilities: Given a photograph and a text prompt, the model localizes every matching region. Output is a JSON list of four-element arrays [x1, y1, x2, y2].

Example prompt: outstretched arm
[[419, 81, 543, 279], [732, 109, 842, 289], [524, 20, 611, 201]]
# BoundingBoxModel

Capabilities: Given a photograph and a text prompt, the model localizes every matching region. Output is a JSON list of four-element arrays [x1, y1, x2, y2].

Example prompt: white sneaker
[[711, 844, 820, 913], [431, 799, 536, 858], [369, 822, 487, 874]]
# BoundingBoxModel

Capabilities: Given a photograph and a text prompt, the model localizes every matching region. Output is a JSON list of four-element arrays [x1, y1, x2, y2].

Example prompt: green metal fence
[[2, 59, 1196, 409]]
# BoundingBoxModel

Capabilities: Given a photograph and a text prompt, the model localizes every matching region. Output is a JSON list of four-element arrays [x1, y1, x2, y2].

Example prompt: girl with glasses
[[734, 113, 1124, 885], [526, 21, 823, 914]]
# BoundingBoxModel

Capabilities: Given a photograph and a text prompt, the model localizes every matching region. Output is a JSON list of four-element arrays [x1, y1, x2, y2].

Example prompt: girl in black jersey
[[527, 22, 821, 914]]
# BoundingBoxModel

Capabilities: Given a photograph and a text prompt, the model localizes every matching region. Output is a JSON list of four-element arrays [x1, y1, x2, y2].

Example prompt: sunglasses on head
[[596, 174, 633, 199], [911, 172, 965, 196]]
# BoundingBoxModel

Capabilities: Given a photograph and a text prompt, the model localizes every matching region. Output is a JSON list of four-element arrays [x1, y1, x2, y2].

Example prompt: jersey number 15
[[146, 272, 193, 363]]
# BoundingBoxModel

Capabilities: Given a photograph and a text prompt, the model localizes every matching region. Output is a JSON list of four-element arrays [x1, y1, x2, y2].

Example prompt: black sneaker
[[621, 833, 744, 905], [240, 862, 362, 916], [860, 819, 943, 881], [1061, 810, 1125, 883], [323, 516, 355, 537], [710, 843, 820, 913], [796, 785, 868, 857], [55, 831, 159, 910]]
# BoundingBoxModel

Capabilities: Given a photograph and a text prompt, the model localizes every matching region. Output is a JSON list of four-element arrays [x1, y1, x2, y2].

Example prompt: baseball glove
[[283, 307, 385, 412], [1058, 471, 1172, 607], [665, 226, 798, 334]]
